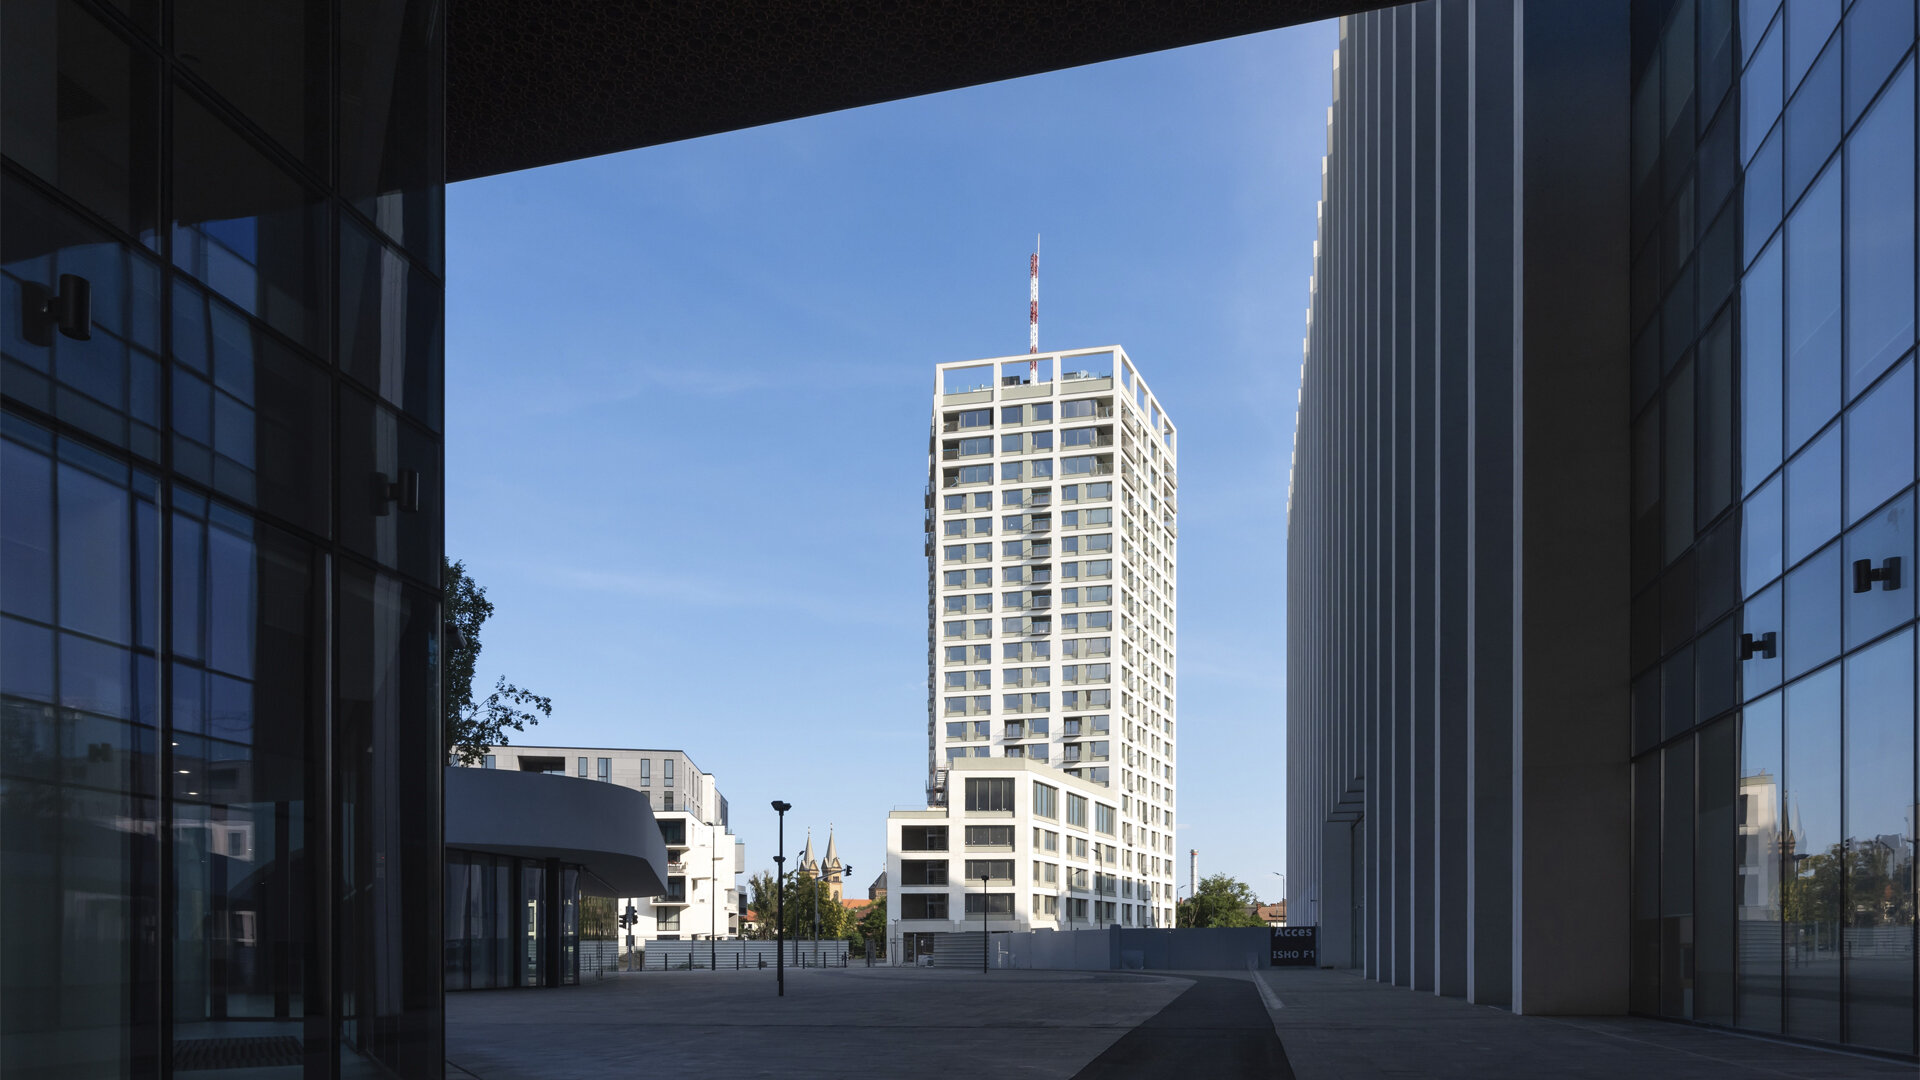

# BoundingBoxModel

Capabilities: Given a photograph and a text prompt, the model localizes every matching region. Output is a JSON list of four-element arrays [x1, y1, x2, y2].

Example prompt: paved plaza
[[446, 965, 1916, 1080]]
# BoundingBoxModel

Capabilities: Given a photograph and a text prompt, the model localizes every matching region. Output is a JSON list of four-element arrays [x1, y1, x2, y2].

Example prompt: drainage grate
[[173, 1036, 304, 1070]]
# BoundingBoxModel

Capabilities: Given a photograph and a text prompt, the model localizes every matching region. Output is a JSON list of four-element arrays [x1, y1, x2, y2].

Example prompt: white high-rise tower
[[887, 347, 1179, 960]]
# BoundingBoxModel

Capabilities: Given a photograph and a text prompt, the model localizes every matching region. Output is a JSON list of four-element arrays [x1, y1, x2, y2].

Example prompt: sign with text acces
[[1270, 926, 1318, 967]]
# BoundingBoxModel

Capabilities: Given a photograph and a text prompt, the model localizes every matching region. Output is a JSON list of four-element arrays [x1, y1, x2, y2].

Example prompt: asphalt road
[[1071, 974, 1295, 1080]]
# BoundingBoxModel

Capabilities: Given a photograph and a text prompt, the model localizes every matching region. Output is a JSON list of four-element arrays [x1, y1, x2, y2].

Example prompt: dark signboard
[[1270, 925, 1317, 967]]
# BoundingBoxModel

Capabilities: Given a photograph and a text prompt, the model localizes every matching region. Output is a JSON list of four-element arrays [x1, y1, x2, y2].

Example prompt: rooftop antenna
[[1029, 235, 1040, 357]]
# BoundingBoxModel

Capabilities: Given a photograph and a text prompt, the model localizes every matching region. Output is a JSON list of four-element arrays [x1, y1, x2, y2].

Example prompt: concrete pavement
[[1255, 967, 1916, 1079], [447, 964, 1915, 1079]]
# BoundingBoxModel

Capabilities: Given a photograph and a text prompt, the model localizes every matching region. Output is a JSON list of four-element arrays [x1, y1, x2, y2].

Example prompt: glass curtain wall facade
[[442, 850, 582, 991], [1629, 0, 1918, 1055], [1, 1, 447, 1077]]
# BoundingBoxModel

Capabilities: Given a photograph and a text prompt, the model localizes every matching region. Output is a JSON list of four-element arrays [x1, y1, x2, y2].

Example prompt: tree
[[443, 556, 551, 765], [856, 895, 887, 957], [781, 872, 849, 942], [1176, 873, 1265, 928], [746, 870, 781, 940], [747, 868, 854, 942]]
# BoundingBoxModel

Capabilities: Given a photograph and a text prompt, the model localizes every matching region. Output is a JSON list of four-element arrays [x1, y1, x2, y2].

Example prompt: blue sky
[[446, 20, 1336, 903]]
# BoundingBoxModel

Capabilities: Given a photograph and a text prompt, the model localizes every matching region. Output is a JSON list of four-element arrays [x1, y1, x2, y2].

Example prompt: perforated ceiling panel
[[447, 0, 1394, 181]]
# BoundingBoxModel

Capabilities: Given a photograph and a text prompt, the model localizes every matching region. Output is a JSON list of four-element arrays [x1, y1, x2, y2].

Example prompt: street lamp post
[[772, 801, 791, 997], [710, 845, 725, 971], [981, 873, 990, 973]]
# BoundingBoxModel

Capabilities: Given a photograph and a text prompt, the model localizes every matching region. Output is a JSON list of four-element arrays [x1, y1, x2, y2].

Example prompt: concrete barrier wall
[[1004, 927, 1275, 971]]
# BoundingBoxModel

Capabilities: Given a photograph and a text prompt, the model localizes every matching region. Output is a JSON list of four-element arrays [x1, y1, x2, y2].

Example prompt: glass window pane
[[1698, 309, 1736, 526], [1666, 645, 1698, 740], [1743, 16, 1784, 163], [1843, 0, 1913, 126], [339, 216, 443, 431], [1783, 32, 1840, 202], [1632, 756, 1663, 1014], [1743, 473, 1784, 596], [1844, 492, 1917, 651], [1696, 715, 1738, 1026], [1744, 581, 1786, 699], [1785, 164, 1841, 452], [171, 90, 328, 357], [1661, 737, 1697, 1018], [1841, 629, 1916, 1053], [1667, 359, 1697, 561], [1785, 422, 1840, 563], [0, 0, 160, 242], [1745, 125, 1784, 268], [1844, 60, 1916, 395], [1784, 0, 1839, 93], [339, 0, 445, 264], [173, 0, 330, 168], [1782, 543, 1840, 680], [1742, 236, 1784, 492], [1845, 362, 1914, 525], [1741, 0, 1781, 63], [1737, 691, 1785, 1032], [1781, 661, 1841, 1043]]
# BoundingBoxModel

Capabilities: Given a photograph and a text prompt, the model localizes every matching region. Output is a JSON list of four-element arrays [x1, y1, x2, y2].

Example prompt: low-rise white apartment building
[[470, 745, 745, 941], [887, 758, 1149, 963]]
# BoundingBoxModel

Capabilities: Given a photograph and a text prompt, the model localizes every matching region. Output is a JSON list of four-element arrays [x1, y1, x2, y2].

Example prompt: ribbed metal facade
[[1286, 0, 1636, 1014]]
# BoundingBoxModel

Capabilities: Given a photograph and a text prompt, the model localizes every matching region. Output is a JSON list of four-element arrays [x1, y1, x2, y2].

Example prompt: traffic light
[[620, 903, 638, 929]]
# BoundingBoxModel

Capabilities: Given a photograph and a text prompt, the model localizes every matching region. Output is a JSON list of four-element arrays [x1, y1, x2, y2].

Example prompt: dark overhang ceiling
[[447, 0, 1397, 182]]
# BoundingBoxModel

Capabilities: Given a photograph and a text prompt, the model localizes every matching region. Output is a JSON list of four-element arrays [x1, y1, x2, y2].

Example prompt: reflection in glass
[[1666, 358, 1695, 562], [1743, 16, 1784, 163], [1841, 630, 1916, 1053], [3, 178, 165, 461], [0, 418, 162, 1077], [1742, 237, 1784, 492], [170, 501, 317, 1069], [0, 0, 160, 241], [171, 90, 328, 357], [340, 0, 446, 264], [337, 566, 441, 1073], [1661, 737, 1696, 1018], [1743, 474, 1783, 596], [1783, 544, 1840, 680], [1745, 125, 1783, 269], [1737, 692, 1784, 1032], [1845, 61, 1915, 395], [1784, 423, 1839, 564], [172, 0, 330, 169], [1697, 716, 1737, 1026], [1783, 33, 1838, 204], [1785, 165, 1840, 453], [1782, 663, 1841, 1042], [1844, 362, 1914, 525]]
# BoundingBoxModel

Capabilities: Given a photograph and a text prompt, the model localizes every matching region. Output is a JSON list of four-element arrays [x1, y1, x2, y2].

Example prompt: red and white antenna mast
[[1028, 235, 1040, 356]]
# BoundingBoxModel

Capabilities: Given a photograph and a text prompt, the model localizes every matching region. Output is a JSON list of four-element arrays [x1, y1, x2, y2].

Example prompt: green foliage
[[443, 557, 551, 765], [746, 870, 781, 939], [857, 895, 887, 943], [1175, 873, 1265, 928], [579, 895, 617, 940], [780, 872, 849, 941], [855, 895, 887, 958]]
